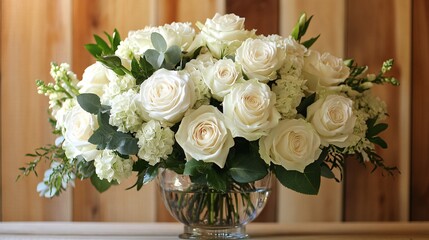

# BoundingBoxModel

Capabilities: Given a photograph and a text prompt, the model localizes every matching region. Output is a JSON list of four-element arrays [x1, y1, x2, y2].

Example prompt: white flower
[[259, 119, 322, 172], [176, 105, 234, 168], [223, 80, 280, 141], [183, 53, 216, 107], [109, 89, 143, 133], [138, 69, 196, 124], [62, 104, 100, 161], [53, 98, 77, 130], [272, 73, 307, 119], [195, 13, 256, 58], [302, 50, 350, 92], [307, 94, 357, 147], [281, 36, 307, 76], [94, 150, 133, 183], [203, 58, 243, 101], [78, 62, 112, 97], [235, 37, 285, 81], [101, 74, 136, 105], [162, 22, 195, 51], [136, 120, 175, 166]]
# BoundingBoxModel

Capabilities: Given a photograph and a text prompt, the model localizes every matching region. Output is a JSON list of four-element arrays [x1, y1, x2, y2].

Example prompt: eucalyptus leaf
[[164, 45, 182, 69], [77, 93, 101, 115], [151, 32, 167, 52], [145, 49, 162, 69]]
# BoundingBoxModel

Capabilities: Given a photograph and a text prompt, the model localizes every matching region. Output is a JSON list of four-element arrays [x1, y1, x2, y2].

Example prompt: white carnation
[[136, 120, 175, 166], [94, 150, 133, 183], [109, 89, 143, 133]]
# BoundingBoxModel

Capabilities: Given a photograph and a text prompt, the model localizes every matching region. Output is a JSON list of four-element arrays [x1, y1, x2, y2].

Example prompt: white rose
[[116, 26, 157, 60], [223, 80, 281, 141], [175, 105, 234, 168], [62, 104, 100, 161], [163, 22, 195, 51], [203, 58, 243, 101], [302, 50, 350, 92], [78, 62, 112, 97], [196, 13, 256, 58], [307, 94, 357, 147], [259, 119, 322, 172], [235, 38, 285, 81], [138, 69, 196, 124]]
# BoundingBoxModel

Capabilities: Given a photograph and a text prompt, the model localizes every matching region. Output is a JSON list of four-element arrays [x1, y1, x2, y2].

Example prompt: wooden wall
[[1, 0, 427, 222]]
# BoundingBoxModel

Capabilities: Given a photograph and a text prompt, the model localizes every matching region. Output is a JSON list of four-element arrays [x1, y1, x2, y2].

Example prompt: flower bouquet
[[20, 13, 398, 239]]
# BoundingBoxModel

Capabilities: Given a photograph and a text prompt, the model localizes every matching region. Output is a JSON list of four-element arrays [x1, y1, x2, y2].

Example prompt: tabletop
[[0, 222, 428, 239]]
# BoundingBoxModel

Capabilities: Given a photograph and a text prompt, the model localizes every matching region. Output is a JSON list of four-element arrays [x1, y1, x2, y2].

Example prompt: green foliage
[[344, 59, 399, 93], [291, 13, 320, 48], [131, 57, 155, 85], [296, 93, 316, 118], [366, 118, 388, 149], [274, 161, 321, 195], [128, 159, 160, 190], [90, 174, 113, 193], [183, 160, 228, 192], [227, 139, 268, 183], [77, 93, 138, 156], [143, 32, 183, 70]]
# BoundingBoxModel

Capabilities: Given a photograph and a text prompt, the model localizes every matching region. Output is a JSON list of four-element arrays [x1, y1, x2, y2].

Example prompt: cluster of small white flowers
[[183, 53, 215, 107], [54, 98, 77, 130], [272, 72, 307, 119], [94, 150, 133, 183], [101, 74, 136, 105], [136, 120, 175, 166], [356, 91, 388, 121], [109, 89, 143, 133]]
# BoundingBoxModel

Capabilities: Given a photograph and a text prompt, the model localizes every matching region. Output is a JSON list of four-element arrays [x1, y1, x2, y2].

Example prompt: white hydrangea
[[94, 150, 133, 183], [101, 74, 136, 105], [183, 53, 216, 107], [272, 71, 307, 119], [136, 120, 175, 166], [109, 89, 143, 133], [355, 91, 387, 121]]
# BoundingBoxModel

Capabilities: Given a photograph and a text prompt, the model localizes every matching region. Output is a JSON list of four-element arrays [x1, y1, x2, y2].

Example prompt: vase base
[[180, 225, 248, 239]]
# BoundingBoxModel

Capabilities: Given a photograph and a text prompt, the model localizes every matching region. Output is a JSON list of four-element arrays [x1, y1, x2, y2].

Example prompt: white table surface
[[0, 222, 428, 239]]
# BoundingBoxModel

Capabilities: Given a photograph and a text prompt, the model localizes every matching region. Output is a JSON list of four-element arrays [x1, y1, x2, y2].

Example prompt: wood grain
[[411, 0, 429, 221], [344, 0, 410, 221], [278, 0, 345, 222], [1, 0, 73, 221], [71, 0, 156, 222]]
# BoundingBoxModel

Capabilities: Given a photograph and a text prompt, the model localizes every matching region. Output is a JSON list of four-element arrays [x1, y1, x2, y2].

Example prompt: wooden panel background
[[1, 0, 427, 222]]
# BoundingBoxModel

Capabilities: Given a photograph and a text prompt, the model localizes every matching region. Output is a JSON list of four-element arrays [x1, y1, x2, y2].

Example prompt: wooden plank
[[1, 0, 73, 221], [344, 0, 410, 221], [71, 0, 156, 222], [278, 0, 345, 222], [225, 0, 279, 222], [411, 0, 429, 221]]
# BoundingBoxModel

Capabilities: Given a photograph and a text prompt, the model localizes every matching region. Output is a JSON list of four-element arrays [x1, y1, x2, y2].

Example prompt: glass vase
[[157, 168, 272, 239]]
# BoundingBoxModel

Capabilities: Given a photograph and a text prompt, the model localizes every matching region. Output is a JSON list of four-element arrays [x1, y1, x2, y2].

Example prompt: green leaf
[[111, 132, 139, 155], [76, 157, 95, 179], [94, 34, 112, 55], [164, 45, 182, 69], [84, 44, 102, 57], [321, 163, 335, 179], [127, 160, 160, 190], [183, 159, 212, 176], [367, 123, 388, 138], [90, 174, 112, 193], [101, 55, 122, 67], [296, 93, 316, 117], [151, 32, 167, 52], [77, 93, 101, 114], [207, 170, 227, 192], [145, 49, 163, 69], [112, 29, 121, 51], [228, 140, 268, 183], [369, 136, 388, 149], [302, 34, 320, 49], [274, 161, 321, 195]]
